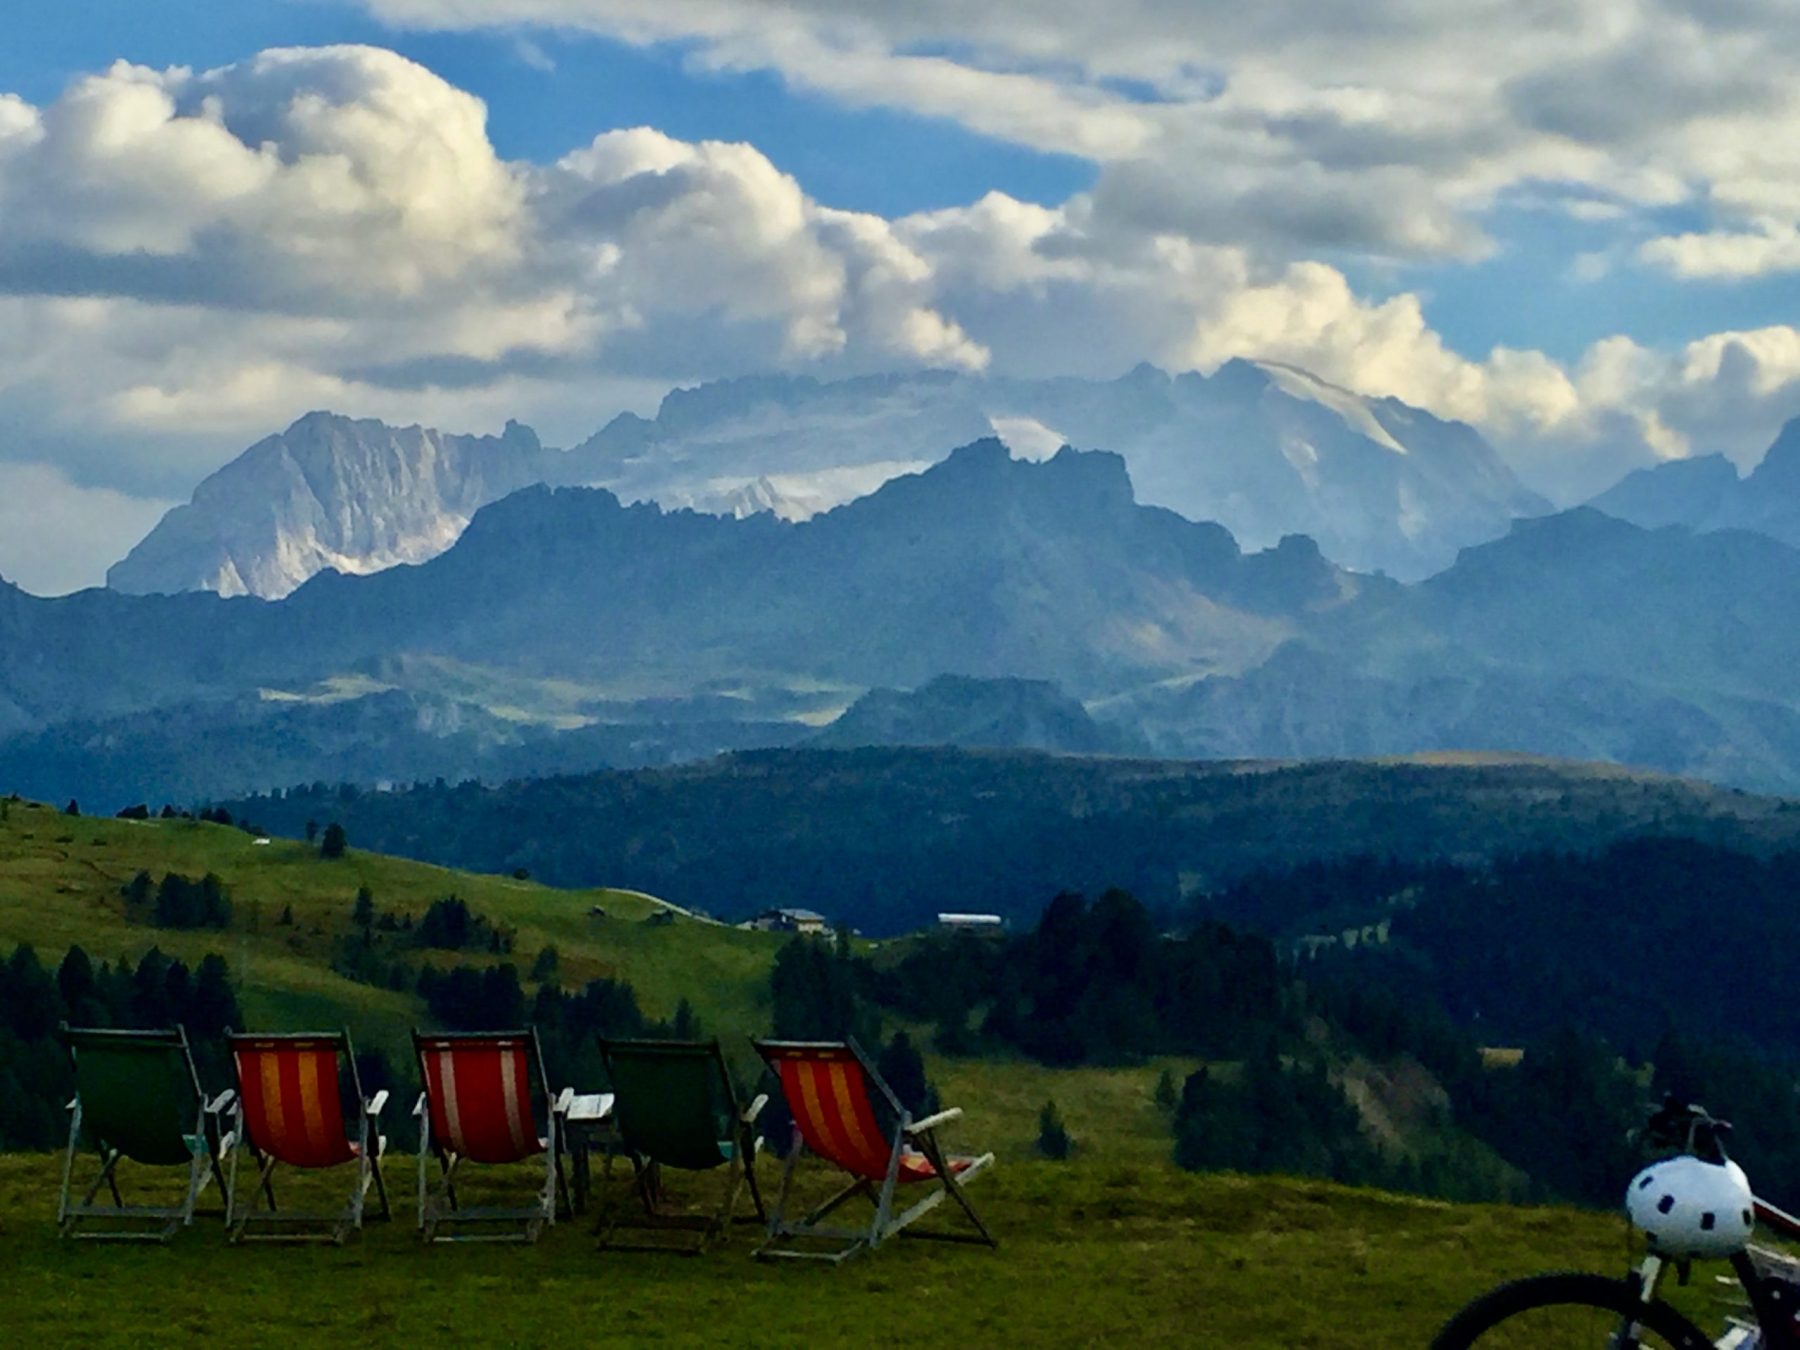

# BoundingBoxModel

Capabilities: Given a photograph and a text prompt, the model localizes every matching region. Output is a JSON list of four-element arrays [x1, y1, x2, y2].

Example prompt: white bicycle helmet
[[1626, 1154, 1756, 1259]]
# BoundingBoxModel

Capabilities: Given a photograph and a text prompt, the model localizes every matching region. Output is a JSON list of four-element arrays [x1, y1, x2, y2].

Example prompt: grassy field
[[3, 1050, 1751, 1346], [5, 796, 1744, 1344], [0, 1148, 1687, 1348]]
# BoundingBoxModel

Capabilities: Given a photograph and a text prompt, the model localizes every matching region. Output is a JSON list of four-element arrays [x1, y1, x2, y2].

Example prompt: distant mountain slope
[[216, 747, 1800, 935], [1586, 416, 1800, 548], [1117, 508, 1800, 791], [810, 674, 1139, 755], [102, 362, 1547, 600], [108, 412, 549, 598]]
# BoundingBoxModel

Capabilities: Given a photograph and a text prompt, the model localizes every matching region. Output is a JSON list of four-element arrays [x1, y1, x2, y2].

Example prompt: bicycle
[[1432, 1098, 1800, 1348]]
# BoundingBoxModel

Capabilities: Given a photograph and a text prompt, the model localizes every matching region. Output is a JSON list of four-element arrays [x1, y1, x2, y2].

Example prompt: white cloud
[[1640, 224, 1800, 279]]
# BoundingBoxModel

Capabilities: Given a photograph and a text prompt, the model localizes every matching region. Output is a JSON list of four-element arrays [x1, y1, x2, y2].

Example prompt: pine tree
[[1154, 1067, 1179, 1111], [352, 886, 375, 934], [1037, 1100, 1072, 1160], [320, 822, 348, 859], [877, 1031, 937, 1118], [189, 955, 240, 1038]]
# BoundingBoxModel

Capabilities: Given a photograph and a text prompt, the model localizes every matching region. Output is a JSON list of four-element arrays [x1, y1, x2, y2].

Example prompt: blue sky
[[6, 0, 1800, 592]]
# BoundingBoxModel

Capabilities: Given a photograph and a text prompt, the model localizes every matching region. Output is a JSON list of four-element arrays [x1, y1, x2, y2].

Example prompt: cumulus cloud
[[352, 0, 1800, 271]]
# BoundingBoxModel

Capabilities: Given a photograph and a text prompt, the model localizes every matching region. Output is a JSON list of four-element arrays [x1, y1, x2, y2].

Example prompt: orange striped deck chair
[[225, 1030, 390, 1244], [413, 1029, 572, 1243], [753, 1039, 995, 1263]]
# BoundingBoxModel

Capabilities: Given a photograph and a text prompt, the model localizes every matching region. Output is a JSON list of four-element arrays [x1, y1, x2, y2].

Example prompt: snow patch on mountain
[[1257, 361, 1408, 455], [988, 414, 1067, 462]]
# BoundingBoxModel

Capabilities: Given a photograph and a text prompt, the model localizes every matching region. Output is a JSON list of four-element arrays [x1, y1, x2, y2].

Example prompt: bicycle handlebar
[[1641, 1094, 1733, 1163]]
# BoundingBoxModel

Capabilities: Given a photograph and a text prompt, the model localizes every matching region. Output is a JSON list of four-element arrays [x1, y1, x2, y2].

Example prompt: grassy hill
[[0, 797, 786, 1062]]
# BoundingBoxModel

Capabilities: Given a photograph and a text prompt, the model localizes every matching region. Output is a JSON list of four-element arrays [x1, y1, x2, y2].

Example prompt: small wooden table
[[563, 1092, 617, 1215]]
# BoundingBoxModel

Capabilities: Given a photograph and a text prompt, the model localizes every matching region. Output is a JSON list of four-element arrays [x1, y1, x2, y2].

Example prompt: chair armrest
[[365, 1089, 389, 1117], [741, 1093, 769, 1125], [553, 1087, 575, 1116], [903, 1107, 963, 1137], [206, 1089, 237, 1116]]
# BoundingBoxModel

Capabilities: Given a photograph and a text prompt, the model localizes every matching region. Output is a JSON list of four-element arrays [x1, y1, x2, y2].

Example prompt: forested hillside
[[223, 748, 1800, 935]]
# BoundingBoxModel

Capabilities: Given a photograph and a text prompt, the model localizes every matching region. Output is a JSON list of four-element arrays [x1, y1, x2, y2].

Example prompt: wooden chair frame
[[57, 1024, 236, 1242], [595, 1038, 767, 1256], [225, 1029, 391, 1245], [413, 1028, 573, 1244], [753, 1038, 996, 1264]]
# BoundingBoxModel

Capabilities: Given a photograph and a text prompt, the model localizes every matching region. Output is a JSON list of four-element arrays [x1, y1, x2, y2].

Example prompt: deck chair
[[225, 1029, 390, 1244], [596, 1038, 767, 1254], [57, 1025, 235, 1241], [413, 1029, 572, 1243], [753, 1039, 996, 1263]]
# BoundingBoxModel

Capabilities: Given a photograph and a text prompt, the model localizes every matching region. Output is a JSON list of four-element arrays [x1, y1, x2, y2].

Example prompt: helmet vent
[[1701, 1213, 1717, 1231], [1657, 1195, 1676, 1215], [1745, 1210, 1754, 1226], [1639, 1175, 1657, 1190]]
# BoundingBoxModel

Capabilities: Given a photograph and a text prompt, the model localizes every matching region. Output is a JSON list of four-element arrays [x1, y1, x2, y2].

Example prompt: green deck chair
[[596, 1038, 767, 1254], [58, 1025, 236, 1241]]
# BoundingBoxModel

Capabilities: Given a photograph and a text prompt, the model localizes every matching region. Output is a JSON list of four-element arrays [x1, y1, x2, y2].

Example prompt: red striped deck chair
[[225, 1029, 390, 1244], [753, 1039, 995, 1263], [413, 1029, 572, 1243]]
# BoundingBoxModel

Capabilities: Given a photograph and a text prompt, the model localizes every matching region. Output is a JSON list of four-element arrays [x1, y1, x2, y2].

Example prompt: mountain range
[[1587, 418, 1800, 547], [8, 427, 1800, 801], [103, 360, 1548, 599], [0, 440, 1368, 801]]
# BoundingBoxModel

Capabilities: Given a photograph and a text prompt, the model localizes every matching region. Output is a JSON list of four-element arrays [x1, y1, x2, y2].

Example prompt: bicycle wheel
[[1430, 1271, 1715, 1348]]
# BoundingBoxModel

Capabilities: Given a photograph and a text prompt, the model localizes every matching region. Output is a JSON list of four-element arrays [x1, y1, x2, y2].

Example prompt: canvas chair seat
[[595, 1038, 767, 1254], [58, 1024, 235, 1242], [226, 1029, 390, 1244], [754, 1039, 996, 1264], [895, 1149, 978, 1182], [413, 1029, 572, 1244]]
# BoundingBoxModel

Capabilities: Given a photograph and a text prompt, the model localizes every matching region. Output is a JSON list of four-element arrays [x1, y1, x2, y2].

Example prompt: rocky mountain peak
[[1750, 417, 1800, 488], [108, 413, 549, 599]]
